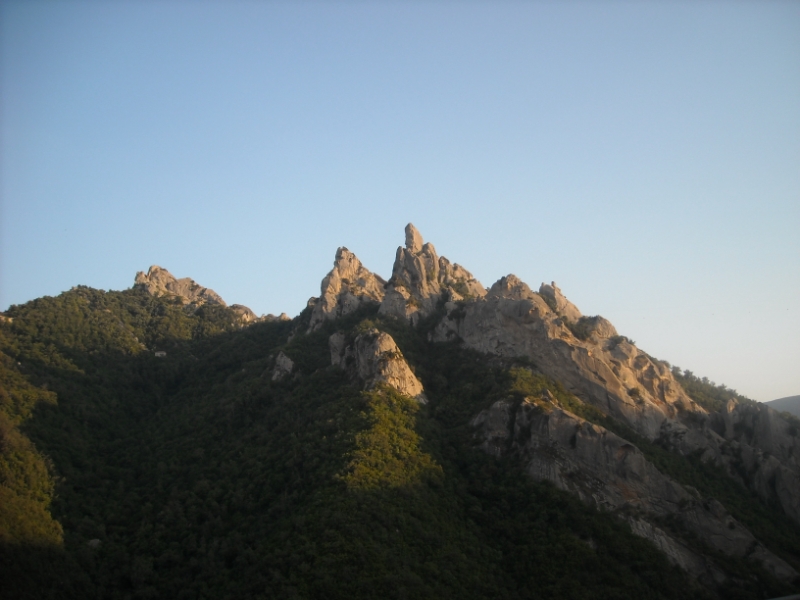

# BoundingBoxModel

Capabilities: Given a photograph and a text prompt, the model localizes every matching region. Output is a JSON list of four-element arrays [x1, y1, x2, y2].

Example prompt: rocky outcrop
[[329, 328, 426, 403], [312, 225, 800, 533], [539, 281, 582, 323], [134, 266, 226, 306], [231, 304, 259, 324], [432, 271, 800, 528], [675, 400, 800, 525], [471, 395, 798, 584], [134, 265, 262, 325], [308, 248, 386, 331], [264, 313, 291, 323], [379, 224, 486, 324], [434, 274, 701, 440], [272, 351, 294, 382]]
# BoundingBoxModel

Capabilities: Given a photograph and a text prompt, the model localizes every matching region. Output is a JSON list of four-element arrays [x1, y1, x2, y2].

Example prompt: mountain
[[767, 396, 800, 419], [1, 224, 799, 599]]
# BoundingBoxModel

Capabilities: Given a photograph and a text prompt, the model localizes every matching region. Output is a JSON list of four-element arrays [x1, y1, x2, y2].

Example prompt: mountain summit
[[134, 265, 260, 323], [1, 223, 799, 599]]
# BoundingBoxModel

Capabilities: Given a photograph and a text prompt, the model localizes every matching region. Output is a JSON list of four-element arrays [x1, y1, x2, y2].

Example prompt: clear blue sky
[[2, 1, 798, 402]]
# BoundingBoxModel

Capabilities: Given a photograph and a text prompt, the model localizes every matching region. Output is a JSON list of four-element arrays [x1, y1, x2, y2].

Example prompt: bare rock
[[329, 328, 426, 403], [309, 248, 386, 331], [697, 401, 800, 524], [626, 517, 723, 583], [539, 281, 582, 322], [134, 265, 261, 326], [272, 351, 294, 381], [379, 224, 485, 323], [264, 313, 291, 322], [230, 304, 259, 324], [471, 398, 798, 584], [486, 275, 539, 301], [405, 222, 424, 253], [135, 266, 226, 306], [435, 279, 702, 440]]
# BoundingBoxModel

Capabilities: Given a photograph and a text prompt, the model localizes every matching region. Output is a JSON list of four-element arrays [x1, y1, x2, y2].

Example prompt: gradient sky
[[2, 1, 798, 402]]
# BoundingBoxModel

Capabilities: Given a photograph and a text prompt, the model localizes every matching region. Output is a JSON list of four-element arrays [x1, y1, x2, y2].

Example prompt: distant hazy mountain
[[767, 395, 800, 418]]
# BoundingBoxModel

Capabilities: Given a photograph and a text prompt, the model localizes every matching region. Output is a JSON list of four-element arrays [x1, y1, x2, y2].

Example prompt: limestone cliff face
[[379, 224, 486, 324], [472, 396, 798, 584], [433, 274, 701, 440], [308, 248, 386, 331], [329, 328, 426, 403], [135, 266, 226, 306]]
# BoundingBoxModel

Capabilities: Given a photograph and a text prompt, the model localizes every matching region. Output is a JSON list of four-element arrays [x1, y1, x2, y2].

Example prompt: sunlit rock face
[[314, 223, 800, 545], [329, 328, 426, 403], [134, 265, 226, 306], [471, 397, 798, 584], [379, 223, 486, 325], [308, 248, 386, 331], [134, 265, 262, 325], [434, 274, 701, 440]]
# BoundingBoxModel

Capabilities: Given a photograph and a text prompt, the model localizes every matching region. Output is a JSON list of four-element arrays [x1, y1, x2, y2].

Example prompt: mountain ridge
[[1, 223, 799, 598]]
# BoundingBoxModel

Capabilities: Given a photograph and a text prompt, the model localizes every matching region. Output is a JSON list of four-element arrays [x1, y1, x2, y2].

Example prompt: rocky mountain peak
[[538, 281, 582, 322], [433, 273, 702, 440], [405, 222, 424, 253], [134, 265, 263, 324], [379, 223, 486, 323], [134, 265, 226, 307], [308, 247, 387, 331], [487, 274, 538, 301]]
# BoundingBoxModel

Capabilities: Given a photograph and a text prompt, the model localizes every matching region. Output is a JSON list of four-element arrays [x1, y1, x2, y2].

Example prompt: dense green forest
[[1, 286, 798, 599]]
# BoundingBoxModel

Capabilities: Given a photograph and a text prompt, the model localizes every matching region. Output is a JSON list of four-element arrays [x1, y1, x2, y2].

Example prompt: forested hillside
[[1, 282, 798, 599]]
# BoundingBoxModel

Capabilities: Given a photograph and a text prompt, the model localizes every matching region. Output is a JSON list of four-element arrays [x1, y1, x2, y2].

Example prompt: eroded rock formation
[[135, 266, 226, 306], [379, 224, 486, 324], [308, 248, 386, 331], [667, 400, 800, 524], [471, 396, 797, 584], [434, 274, 701, 440], [271, 351, 294, 382], [329, 328, 426, 403], [134, 265, 262, 325]]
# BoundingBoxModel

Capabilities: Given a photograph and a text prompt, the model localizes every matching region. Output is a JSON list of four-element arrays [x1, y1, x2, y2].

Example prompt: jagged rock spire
[[379, 223, 486, 323], [405, 223, 424, 253], [308, 247, 386, 331]]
